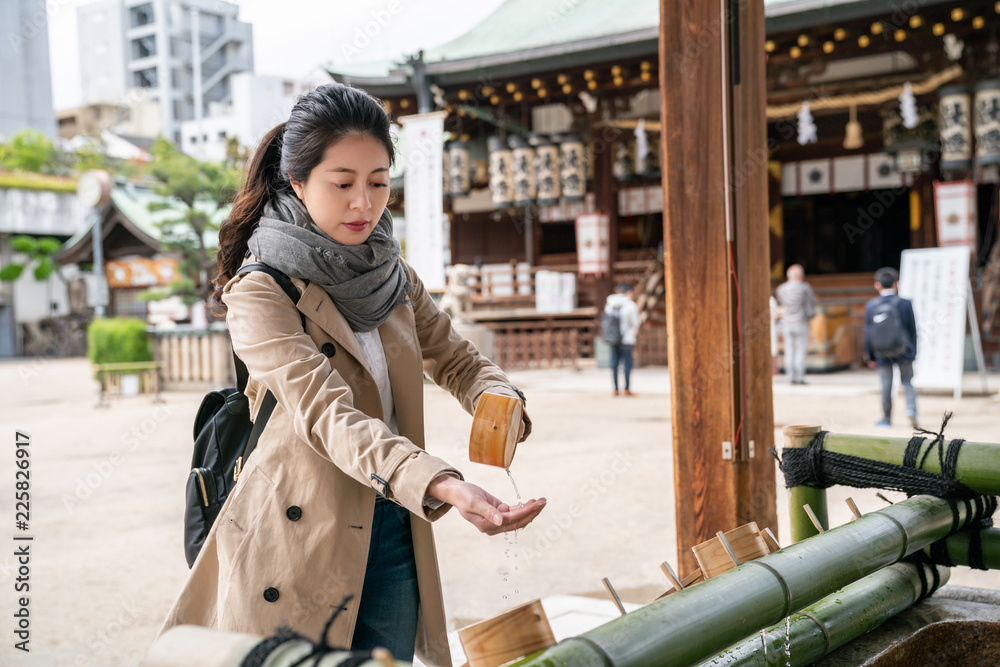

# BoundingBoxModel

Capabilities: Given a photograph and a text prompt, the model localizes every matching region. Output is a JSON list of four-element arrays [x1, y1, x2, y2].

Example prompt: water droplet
[[515, 589, 519, 594]]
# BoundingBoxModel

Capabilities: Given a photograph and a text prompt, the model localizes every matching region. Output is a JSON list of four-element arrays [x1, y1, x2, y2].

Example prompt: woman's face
[[289, 133, 391, 246]]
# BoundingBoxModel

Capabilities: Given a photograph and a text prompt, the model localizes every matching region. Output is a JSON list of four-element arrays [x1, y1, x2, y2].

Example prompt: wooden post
[[659, 0, 776, 574], [592, 132, 618, 309]]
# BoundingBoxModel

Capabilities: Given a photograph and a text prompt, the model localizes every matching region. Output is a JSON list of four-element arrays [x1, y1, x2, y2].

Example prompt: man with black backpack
[[864, 267, 918, 429]]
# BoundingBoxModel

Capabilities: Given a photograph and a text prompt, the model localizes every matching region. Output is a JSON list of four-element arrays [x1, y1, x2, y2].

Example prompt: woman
[[158, 83, 546, 666]]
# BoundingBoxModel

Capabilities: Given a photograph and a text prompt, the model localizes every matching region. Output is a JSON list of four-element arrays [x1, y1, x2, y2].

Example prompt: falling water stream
[[501, 468, 522, 601], [784, 616, 792, 666], [759, 619, 792, 666], [505, 467, 523, 507]]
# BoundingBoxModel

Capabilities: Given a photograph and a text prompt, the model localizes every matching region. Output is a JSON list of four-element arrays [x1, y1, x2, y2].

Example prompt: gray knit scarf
[[246, 190, 408, 332]]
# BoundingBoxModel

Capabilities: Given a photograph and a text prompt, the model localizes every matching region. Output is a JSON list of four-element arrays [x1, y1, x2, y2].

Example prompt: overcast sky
[[48, 0, 504, 110]]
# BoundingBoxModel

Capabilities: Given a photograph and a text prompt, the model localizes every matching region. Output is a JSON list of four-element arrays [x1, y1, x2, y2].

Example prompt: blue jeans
[[611, 344, 634, 391], [350, 496, 419, 660], [877, 361, 916, 422]]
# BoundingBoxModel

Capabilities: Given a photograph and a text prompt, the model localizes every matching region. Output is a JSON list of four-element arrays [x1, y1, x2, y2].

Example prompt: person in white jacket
[[604, 283, 641, 396]]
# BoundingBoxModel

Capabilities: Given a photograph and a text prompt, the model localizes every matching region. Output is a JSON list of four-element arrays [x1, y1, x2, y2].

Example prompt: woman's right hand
[[428, 475, 546, 536]]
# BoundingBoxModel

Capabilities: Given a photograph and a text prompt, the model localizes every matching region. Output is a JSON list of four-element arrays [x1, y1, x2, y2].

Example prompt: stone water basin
[[817, 586, 1000, 667]]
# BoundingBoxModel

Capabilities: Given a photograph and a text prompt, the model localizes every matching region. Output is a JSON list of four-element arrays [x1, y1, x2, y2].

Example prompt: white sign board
[[898, 247, 969, 396], [398, 111, 448, 289], [535, 270, 576, 314]]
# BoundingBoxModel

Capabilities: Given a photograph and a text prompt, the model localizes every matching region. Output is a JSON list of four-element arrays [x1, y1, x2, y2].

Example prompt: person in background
[[864, 267, 918, 429], [603, 282, 641, 396], [776, 264, 817, 385]]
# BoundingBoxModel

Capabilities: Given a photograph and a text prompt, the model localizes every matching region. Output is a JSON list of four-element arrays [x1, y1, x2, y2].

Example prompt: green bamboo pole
[[784, 425, 828, 542], [692, 561, 950, 666], [924, 528, 1000, 570], [783, 427, 1000, 494], [510, 494, 993, 667]]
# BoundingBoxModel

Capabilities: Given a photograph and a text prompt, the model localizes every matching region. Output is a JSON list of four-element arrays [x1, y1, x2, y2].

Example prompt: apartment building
[[77, 0, 254, 144]]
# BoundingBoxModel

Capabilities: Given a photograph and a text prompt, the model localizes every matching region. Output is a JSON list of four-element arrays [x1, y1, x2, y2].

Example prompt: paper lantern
[[532, 135, 561, 206], [559, 134, 586, 202], [508, 135, 536, 206], [487, 136, 515, 208], [448, 140, 471, 196], [939, 85, 972, 171], [975, 80, 1000, 166]]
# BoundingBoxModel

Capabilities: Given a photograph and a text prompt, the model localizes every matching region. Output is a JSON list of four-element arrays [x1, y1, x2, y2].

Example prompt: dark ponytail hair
[[213, 83, 395, 307]]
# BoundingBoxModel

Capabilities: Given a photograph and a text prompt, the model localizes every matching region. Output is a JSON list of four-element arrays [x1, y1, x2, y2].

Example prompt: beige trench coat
[[158, 258, 528, 666]]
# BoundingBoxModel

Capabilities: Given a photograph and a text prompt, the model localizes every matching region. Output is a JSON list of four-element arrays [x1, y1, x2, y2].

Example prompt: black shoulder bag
[[184, 262, 303, 567]]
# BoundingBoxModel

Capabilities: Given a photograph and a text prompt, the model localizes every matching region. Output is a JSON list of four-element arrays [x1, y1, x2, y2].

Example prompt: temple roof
[[327, 0, 960, 89], [57, 184, 229, 265]]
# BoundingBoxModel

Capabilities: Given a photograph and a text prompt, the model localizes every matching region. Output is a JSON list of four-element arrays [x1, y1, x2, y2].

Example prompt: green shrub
[[0, 170, 77, 193], [87, 318, 153, 367]]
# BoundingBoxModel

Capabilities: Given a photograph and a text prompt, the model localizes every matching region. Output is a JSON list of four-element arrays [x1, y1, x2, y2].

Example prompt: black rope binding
[[967, 517, 995, 571], [925, 500, 996, 570], [902, 551, 941, 604], [240, 594, 375, 667], [772, 412, 976, 499]]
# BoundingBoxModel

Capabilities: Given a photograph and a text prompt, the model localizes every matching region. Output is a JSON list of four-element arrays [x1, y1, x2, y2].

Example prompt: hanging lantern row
[[440, 62, 657, 111], [765, 8, 997, 59], [486, 134, 586, 208], [938, 81, 1000, 171]]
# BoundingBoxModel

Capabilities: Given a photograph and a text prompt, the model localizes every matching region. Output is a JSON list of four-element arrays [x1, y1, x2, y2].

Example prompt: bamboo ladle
[[469, 392, 523, 468]]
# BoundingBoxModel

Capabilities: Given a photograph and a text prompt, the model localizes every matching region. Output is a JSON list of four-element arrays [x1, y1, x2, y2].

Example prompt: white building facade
[[181, 73, 299, 162], [77, 0, 254, 145], [0, 189, 90, 357]]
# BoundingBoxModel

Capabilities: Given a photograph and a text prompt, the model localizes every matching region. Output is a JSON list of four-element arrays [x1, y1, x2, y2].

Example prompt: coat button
[[286, 505, 302, 521], [322, 343, 336, 357], [263, 587, 279, 602]]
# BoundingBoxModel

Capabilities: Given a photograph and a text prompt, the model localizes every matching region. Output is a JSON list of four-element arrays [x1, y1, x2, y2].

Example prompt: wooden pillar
[[592, 134, 618, 306], [912, 174, 937, 250], [659, 0, 776, 574]]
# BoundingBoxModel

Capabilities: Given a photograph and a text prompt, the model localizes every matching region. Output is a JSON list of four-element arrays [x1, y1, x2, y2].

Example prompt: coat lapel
[[377, 302, 425, 445], [293, 281, 424, 444], [294, 282, 371, 374]]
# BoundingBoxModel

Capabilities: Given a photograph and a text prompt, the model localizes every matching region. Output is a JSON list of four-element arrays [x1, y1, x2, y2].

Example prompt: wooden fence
[[150, 326, 234, 390]]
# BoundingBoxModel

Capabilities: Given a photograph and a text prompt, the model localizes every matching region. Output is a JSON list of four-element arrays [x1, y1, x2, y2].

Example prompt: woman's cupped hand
[[428, 475, 545, 536]]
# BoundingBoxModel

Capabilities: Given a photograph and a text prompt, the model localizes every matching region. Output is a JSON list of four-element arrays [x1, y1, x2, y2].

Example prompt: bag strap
[[231, 262, 303, 393], [242, 391, 277, 470], [237, 262, 302, 304], [230, 262, 304, 467]]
